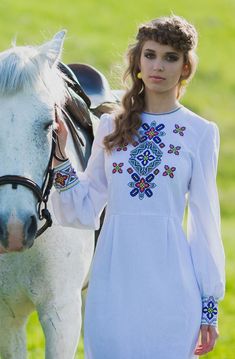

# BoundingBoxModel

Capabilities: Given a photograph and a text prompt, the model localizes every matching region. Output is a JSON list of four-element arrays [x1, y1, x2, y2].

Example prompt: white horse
[[0, 31, 95, 358]]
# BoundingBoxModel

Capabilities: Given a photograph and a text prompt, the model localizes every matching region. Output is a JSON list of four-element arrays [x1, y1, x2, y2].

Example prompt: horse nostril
[[24, 215, 37, 244]]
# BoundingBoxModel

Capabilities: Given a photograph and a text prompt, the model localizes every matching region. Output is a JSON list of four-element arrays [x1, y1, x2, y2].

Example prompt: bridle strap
[[0, 173, 54, 238], [0, 108, 59, 239], [0, 102, 86, 240], [0, 175, 43, 200], [35, 119, 58, 237]]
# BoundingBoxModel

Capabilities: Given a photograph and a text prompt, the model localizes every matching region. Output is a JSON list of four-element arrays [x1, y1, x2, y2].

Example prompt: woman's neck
[[144, 90, 180, 114]]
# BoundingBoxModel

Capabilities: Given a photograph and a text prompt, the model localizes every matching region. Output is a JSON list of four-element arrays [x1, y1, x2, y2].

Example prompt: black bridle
[[0, 107, 59, 238], [0, 101, 87, 239]]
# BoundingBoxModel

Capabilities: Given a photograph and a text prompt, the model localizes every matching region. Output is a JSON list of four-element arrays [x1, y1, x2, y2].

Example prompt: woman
[[52, 15, 225, 359]]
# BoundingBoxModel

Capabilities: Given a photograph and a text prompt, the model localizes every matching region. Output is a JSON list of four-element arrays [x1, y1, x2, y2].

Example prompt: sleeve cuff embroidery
[[201, 296, 218, 326], [53, 161, 79, 192]]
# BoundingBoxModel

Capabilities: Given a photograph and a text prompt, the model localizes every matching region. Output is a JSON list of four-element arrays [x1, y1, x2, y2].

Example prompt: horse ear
[[38, 30, 67, 67]]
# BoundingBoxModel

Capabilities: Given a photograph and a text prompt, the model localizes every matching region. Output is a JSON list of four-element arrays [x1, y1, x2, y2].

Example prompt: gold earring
[[137, 72, 142, 79], [180, 79, 187, 86]]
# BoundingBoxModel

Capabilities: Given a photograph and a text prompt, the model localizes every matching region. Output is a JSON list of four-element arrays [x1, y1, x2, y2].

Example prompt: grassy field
[[0, 0, 234, 357]]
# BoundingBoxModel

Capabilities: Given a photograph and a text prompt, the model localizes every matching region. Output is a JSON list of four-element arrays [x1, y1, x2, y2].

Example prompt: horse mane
[[0, 45, 67, 105]]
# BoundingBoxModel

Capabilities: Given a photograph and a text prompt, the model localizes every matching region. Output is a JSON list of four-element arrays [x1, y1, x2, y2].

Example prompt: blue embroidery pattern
[[137, 149, 155, 166], [113, 119, 185, 200], [129, 141, 163, 176], [126, 121, 166, 199], [54, 162, 79, 192], [140, 121, 166, 144], [201, 296, 218, 326], [128, 173, 157, 200]]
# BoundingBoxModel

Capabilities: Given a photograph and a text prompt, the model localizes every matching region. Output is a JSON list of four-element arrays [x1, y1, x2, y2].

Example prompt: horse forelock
[[0, 45, 67, 106]]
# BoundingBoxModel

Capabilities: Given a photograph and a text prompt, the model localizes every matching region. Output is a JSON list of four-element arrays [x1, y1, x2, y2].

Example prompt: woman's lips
[[149, 76, 166, 81]]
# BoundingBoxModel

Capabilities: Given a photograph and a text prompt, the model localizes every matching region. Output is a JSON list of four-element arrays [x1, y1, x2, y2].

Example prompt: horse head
[[0, 31, 67, 253]]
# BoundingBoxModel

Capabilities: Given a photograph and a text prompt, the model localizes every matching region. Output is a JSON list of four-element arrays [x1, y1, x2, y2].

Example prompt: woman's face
[[139, 40, 189, 98]]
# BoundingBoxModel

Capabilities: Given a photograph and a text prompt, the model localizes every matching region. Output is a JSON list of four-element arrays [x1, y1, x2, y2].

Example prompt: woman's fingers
[[57, 118, 67, 135], [194, 325, 209, 355], [194, 325, 219, 355], [201, 325, 208, 345], [54, 117, 68, 163], [207, 325, 219, 351]]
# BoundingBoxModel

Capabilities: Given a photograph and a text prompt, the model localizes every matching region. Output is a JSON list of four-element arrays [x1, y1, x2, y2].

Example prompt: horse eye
[[44, 121, 53, 131]]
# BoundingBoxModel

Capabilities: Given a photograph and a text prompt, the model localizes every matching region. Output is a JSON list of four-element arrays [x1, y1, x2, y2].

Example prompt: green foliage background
[[0, 0, 234, 357]]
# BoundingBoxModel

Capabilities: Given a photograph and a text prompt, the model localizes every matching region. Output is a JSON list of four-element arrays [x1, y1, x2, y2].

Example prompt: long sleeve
[[51, 114, 111, 230], [187, 122, 225, 326]]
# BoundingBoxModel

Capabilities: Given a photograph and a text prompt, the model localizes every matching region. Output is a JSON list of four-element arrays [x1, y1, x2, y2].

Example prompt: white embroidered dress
[[52, 106, 225, 359]]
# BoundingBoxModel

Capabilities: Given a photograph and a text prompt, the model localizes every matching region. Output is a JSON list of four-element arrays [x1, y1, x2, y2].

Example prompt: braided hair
[[104, 15, 198, 152]]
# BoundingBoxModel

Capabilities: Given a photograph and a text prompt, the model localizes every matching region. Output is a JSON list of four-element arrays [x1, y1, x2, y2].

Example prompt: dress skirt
[[84, 214, 201, 359]]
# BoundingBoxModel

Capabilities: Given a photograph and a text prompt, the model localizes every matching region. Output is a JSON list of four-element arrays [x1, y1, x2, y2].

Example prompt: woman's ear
[[181, 63, 190, 79]]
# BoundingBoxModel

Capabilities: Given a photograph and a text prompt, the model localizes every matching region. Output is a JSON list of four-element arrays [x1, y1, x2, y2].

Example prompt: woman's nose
[[153, 60, 164, 71]]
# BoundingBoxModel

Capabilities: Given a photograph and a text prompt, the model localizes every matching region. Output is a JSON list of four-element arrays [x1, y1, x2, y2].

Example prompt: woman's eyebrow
[[143, 49, 180, 55], [165, 51, 180, 55], [144, 48, 155, 52]]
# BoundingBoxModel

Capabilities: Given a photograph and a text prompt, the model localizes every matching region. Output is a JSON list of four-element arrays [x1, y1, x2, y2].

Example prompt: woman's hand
[[53, 117, 68, 167], [194, 324, 219, 356]]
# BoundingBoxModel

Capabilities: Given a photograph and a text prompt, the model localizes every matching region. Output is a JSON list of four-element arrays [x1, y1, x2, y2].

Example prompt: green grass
[[1, 0, 234, 357]]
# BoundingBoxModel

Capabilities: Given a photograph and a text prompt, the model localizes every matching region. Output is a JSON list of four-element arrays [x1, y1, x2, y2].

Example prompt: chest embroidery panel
[[112, 120, 186, 200]]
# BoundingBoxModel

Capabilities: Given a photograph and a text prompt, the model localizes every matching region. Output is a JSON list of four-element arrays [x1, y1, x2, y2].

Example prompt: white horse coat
[[0, 31, 94, 358]]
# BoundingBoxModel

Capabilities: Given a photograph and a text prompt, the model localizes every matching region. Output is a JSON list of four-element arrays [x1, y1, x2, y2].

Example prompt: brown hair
[[104, 15, 198, 152]]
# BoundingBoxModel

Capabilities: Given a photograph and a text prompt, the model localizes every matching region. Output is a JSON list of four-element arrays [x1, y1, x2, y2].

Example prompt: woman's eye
[[144, 52, 155, 59], [165, 54, 179, 62], [44, 121, 53, 131]]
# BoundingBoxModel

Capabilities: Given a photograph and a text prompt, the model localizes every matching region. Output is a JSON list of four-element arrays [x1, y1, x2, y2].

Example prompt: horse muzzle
[[0, 212, 38, 253]]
